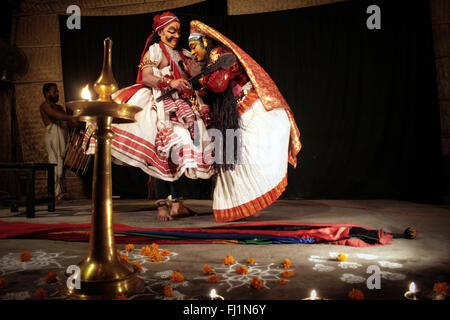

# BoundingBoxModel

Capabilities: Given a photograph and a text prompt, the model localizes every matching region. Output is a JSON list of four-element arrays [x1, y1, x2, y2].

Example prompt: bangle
[[157, 77, 173, 89]]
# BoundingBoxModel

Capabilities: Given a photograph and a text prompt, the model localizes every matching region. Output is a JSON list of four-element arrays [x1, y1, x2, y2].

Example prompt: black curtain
[[59, 0, 442, 203]]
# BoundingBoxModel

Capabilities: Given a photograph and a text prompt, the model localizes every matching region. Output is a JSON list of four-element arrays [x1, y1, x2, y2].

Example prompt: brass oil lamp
[[62, 38, 144, 299]]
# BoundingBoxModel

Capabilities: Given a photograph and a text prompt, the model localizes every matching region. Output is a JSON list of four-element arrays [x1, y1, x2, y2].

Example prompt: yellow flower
[[132, 261, 142, 273], [250, 277, 263, 289], [171, 271, 184, 282], [44, 272, 57, 283], [247, 258, 255, 265], [151, 243, 159, 251], [164, 285, 173, 297], [282, 258, 291, 269], [140, 246, 151, 256], [235, 265, 248, 275], [203, 264, 215, 274], [433, 282, 449, 296], [282, 270, 294, 278], [125, 244, 135, 252], [33, 288, 47, 300], [222, 255, 235, 265], [348, 288, 365, 300], [160, 249, 171, 257], [20, 251, 32, 262], [207, 275, 221, 283], [337, 253, 348, 262]]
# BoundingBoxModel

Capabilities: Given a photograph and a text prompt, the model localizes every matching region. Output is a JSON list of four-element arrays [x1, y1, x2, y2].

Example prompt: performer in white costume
[[87, 12, 214, 220], [188, 21, 302, 222]]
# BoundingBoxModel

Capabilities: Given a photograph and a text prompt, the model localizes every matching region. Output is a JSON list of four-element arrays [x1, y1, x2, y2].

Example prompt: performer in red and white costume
[[188, 20, 302, 222], [87, 12, 214, 220]]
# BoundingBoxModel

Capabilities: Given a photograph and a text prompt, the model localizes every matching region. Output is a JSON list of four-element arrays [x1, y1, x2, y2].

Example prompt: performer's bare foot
[[169, 198, 196, 218], [156, 200, 172, 221]]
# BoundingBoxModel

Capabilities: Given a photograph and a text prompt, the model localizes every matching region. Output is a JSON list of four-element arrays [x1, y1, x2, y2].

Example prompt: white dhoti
[[45, 121, 68, 197]]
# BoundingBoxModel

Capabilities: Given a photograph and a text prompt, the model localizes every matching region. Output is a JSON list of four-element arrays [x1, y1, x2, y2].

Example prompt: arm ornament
[[138, 58, 158, 70]]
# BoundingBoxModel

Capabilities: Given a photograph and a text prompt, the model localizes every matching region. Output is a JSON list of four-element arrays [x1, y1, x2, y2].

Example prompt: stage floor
[[0, 199, 449, 301]]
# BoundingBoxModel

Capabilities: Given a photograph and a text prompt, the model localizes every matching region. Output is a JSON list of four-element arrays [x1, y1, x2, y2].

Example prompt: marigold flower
[[235, 265, 248, 275], [247, 258, 255, 265], [250, 277, 263, 289], [282, 270, 294, 278], [151, 243, 159, 251], [337, 253, 348, 262], [44, 272, 57, 283], [116, 249, 120, 254], [222, 255, 235, 265], [20, 251, 32, 262], [282, 258, 291, 269], [348, 288, 365, 300], [33, 288, 47, 300], [125, 244, 135, 252], [120, 254, 129, 262], [207, 275, 221, 283], [132, 261, 142, 273], [203, 264, 215, 274], [113, 294, 128, 300], [160, 249, 170, 257], [164, 285, 173, 297], [148, 250, 163, 262], [433, 282, 450, 296], [140, 246, 151, 256], [0, 278, 7, 289], [279, 278, 286, 285], [171, 271, 184, 282]]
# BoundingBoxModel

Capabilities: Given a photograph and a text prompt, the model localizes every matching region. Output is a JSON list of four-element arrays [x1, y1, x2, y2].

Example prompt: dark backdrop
[[59, 0, 442, 203]]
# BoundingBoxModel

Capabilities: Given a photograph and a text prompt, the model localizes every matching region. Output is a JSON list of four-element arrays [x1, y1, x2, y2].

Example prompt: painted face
[[158, 21, 181, 49], [189, 39, 207, 62]]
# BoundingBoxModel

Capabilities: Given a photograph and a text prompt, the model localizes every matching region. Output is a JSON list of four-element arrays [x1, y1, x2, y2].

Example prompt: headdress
[[136, 12, 180, 83], [189, 20, 302, 167]]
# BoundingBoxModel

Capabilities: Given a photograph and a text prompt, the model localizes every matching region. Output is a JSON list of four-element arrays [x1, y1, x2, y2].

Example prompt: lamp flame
[[81, 84, 92, 100], [409, 282, 416, 294], [210, 289, 217, 299], [310, 290, 317, 300]]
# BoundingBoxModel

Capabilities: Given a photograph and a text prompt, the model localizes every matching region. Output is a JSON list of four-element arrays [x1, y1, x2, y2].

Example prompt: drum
[[64, 126, 93, 175]]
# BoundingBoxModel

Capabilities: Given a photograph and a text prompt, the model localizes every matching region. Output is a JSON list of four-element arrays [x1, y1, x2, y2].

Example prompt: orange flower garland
[[282, 258, 291, 269], [44, 272, 57, 283], [207, 275, 221, 283], [235, 265, 248, 275], [348, 288, 365, 300], [125, 244, 135, 252], [0, 278, 7, 289], [20, 251, 32, 262], [132, 261, 143, 273], [222, 255, 235, 265], [250, 277, 263, 289], [433, 282, 449, 296], [247, 258, 255, 265], [171, 271, 184, 282], [203, 264, 215, 274], [282, 270, 294, 278], [33, 288, 47, 300], [337, 253, 348, 262], [164, 285, 173, 297]]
